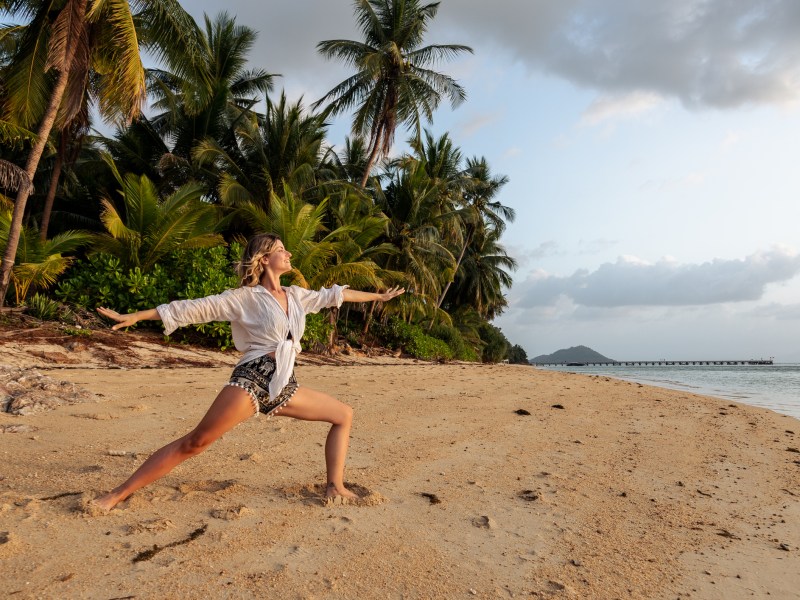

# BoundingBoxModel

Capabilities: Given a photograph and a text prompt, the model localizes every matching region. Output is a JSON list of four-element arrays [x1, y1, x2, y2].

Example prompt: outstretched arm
[[342, 286, 405, 303], [97, 307, 161, 331]]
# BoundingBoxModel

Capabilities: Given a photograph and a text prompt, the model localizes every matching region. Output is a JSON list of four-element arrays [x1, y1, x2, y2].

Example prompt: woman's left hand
[[379, 286, 405, 302]]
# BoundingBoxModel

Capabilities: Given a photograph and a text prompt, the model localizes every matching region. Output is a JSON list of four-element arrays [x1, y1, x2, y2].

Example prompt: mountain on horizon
[[530, 345, 615, 364]]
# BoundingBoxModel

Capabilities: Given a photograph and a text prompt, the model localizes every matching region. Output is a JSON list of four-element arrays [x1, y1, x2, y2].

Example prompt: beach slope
[[1, 350, 798, 598]]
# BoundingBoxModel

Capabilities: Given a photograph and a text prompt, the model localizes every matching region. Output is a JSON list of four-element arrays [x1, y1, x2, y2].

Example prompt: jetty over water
[[535, 359, 774, 367]]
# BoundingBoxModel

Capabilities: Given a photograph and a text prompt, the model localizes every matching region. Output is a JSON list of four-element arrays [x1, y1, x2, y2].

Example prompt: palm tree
[[435, 155, 513, 311], [0, 199, 90, 303], [315, 0, 472, 187], [192, 92, 327, 209], [446, 225, 516, 320], [0, 0, 204, 306], [376, 157, 455, 310], [92, 155, 224, 272], [146, 12, 276, 187]]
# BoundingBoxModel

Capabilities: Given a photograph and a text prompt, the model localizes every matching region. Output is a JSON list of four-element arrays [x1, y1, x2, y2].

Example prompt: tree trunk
[[326, 307, 339, 353], [362, 301, 376, 336], [433, 227, 473, 317], [0, 0, 87, 306], [359, 122, 384, 188], [39, 141, 64, 241]]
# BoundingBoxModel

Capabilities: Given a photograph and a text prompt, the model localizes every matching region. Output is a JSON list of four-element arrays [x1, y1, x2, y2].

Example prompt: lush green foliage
[[376, 316, 452, 361], [1, 3, 527, 361], [0, 206, 91, 303], [56, 245, 241, 349], [302, 312, 333, 353], [508, 344, 529, 365], [478, 321, 510, 363], [429, 323, 478, 362], [25, 292, 60, 321]]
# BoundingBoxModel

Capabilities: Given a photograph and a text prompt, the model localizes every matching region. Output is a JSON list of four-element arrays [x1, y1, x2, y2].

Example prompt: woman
[[92, 233, 404, 510]]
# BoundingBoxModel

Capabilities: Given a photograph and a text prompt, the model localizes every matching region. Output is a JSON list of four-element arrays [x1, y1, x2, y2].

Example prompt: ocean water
[[535, 363, 800, 421]]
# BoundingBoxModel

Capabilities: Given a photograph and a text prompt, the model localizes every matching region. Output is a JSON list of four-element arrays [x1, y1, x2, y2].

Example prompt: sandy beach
[[1, 328, 798, 599]]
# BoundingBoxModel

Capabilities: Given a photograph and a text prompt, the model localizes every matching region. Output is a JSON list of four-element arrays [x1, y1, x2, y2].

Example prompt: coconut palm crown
[[314, 0, 472, 187]]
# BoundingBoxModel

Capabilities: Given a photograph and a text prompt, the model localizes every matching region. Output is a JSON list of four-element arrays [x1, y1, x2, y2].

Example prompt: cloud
[[183, 1, 800, 111], [580, 91, 665, 125], [512, 247, 800, 308], [440, 0, 800, 109], [748, 303, 800, 320]]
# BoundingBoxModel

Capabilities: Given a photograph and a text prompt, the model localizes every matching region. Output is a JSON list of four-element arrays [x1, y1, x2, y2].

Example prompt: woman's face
[[261, 240, 292, 275]]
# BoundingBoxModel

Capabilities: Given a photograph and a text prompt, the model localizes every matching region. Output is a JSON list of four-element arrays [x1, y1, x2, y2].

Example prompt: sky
[[184, 0, 800, 362]]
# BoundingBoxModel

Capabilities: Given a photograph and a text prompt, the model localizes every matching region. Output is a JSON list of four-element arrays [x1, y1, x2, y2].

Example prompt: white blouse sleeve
[[291, 284, 349, 315], [157, 288, 242, 335]]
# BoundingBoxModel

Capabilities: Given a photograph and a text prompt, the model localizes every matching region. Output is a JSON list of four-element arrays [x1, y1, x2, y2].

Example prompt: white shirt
[[157, 284, 347, 401]]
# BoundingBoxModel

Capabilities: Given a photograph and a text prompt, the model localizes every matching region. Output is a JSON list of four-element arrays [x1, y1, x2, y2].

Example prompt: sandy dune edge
[[1, 352, 798, 598]]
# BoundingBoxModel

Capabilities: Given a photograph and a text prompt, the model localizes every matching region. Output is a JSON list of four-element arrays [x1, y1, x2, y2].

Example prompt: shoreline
[[534, 364, 800, 421], [1, 350, 798, 597]]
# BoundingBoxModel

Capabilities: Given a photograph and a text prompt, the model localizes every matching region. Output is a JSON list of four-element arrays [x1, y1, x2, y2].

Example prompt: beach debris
[[778, 543, 791, 551], [619, 491, 627, 497], [239, 452, 262, 463], [419, 492, 441, 505], [786, 430, 795, 435], [0, 424, 36, 434], [40, 491, 82, 501], [211, 505, 250, 520], [518, 490, 540, 501], [786, 447, 800, 453], [0, 366, 96, 415], [514, 408, 531, 415], [570, 559, 583, 567], [132, 523, 208, 563], [126, 518, 175, 535], [472, 515, 495, 529], [469, 589, 478, 595], [717, 528, 741, 540], [107, 450, 133, 457], [696, 489, 713, 497], [551, 404, 565, 410]]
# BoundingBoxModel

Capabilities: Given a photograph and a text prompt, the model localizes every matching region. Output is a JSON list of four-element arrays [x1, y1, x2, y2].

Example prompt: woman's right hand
[[97, 307, 140, 331]]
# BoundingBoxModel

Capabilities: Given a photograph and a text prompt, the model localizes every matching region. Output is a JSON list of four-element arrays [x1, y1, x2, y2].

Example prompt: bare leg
[[92, 386, 256, 510], [275, 387, 357, 499]]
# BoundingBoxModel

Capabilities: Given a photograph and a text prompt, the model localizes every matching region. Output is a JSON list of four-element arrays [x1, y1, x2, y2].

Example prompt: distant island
[[530, 345, 615, 365]]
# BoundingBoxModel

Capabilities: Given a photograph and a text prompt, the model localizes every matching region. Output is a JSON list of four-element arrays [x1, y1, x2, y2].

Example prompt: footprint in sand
[[211, 505, 251, 521], [177, 480, 242, 498], [0, 531, 18, 557], [328, 515, 352, 533], [126, 518, 176, 535], [270, 544, 311, 572], [280, 482, 388, 507]]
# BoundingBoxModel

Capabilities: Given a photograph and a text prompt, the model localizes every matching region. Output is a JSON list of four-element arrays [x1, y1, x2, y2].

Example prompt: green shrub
[[375, 317, 453, 361], [405, 332, 452, 361], [56, 244, 241, 349], [63, 326, 92, 337], [429, 323, 479, 361], [478, 322, 510, 363], [302, 312, 332, 352], [25, 293, 61, 321]]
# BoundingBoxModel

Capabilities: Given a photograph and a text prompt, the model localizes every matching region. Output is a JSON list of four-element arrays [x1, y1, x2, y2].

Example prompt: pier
[[534, 359, 774, 367]]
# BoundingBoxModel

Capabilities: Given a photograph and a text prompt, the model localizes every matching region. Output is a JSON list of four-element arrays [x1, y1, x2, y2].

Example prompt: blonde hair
[[237, 233, 282, 287]]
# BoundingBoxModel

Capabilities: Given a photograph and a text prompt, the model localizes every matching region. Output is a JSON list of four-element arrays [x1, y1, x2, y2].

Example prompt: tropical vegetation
[[0, 0, 521, 362]]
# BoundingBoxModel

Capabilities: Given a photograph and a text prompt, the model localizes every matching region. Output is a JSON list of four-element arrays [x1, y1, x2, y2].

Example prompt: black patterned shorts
[[226, 354, 299, 417]]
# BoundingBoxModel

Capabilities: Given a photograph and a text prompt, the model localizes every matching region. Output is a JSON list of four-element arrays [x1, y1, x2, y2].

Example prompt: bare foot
[[91, 491, 124, 511], [326, 482, 359, 500]]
